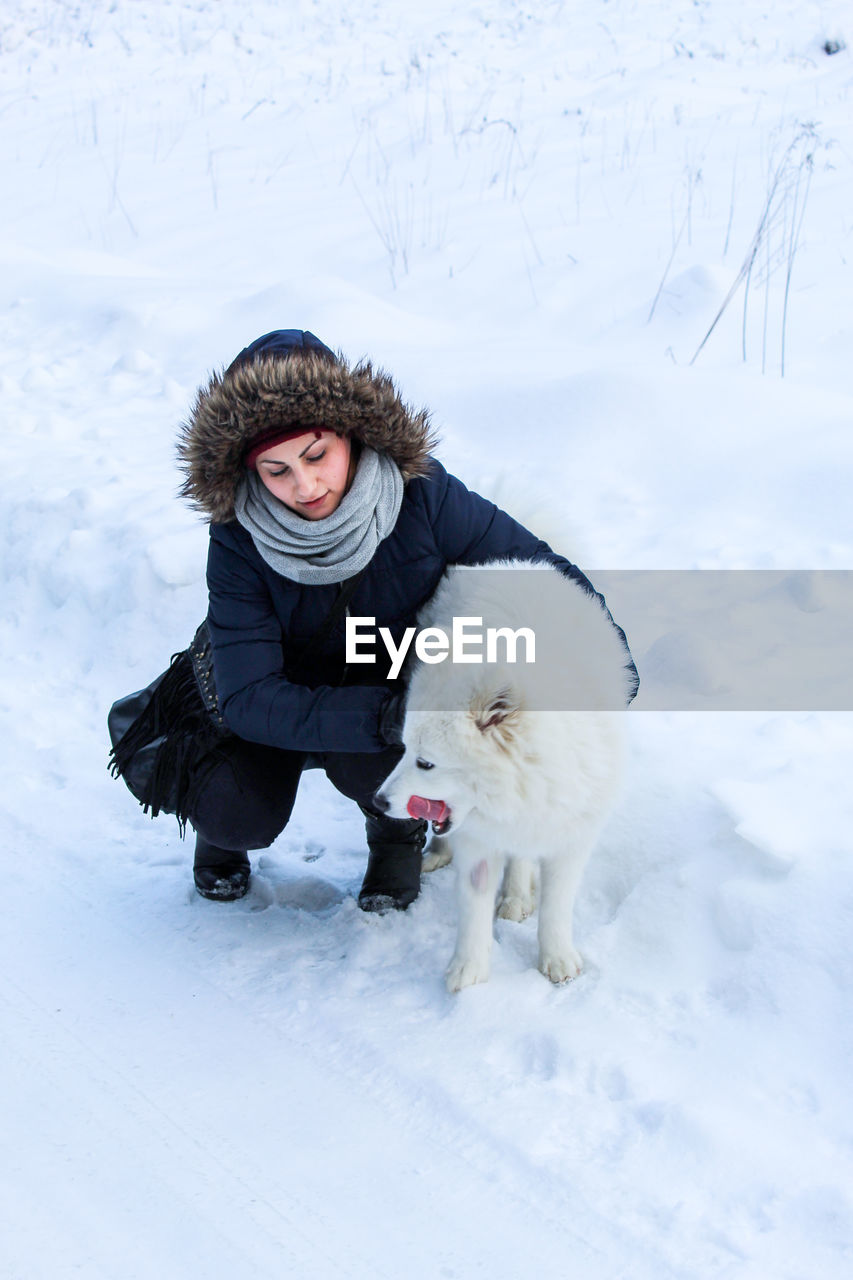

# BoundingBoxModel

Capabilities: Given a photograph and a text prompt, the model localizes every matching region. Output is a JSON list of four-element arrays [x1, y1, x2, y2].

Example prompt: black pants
[[188, 737, 404, 852]]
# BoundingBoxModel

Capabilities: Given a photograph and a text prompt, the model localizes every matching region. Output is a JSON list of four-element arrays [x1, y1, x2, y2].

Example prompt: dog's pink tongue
[[407, 795, 449, 824]]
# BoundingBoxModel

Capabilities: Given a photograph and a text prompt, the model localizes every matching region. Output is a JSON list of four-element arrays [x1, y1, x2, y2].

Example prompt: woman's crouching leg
[[322, 745, 404, 815], [324, 747, 427, 912], [188, 738, 306, 852]]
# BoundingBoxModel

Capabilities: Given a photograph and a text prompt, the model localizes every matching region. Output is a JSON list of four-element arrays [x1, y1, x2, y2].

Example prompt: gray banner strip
[[594, 570, 853, 711], [371, 569, 853, 712]]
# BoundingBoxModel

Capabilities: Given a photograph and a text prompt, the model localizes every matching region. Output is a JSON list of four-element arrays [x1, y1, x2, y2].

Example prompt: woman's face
[[254, 431, 353, 519]]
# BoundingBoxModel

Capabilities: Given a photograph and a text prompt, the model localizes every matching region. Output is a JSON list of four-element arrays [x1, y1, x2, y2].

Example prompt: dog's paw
[[538, 947, 583, 984], [496, 891, 535, 922], [423, 840, 452, 874], [498, 857, 535, 920], [445, 953, 491, 993]]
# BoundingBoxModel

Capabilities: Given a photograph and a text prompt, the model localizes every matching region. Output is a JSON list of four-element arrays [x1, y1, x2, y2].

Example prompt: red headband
[[245, 428, 325, 471]]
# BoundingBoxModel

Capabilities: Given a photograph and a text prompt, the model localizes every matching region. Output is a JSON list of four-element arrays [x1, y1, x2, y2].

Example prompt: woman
[[177, 329, 637, 907]]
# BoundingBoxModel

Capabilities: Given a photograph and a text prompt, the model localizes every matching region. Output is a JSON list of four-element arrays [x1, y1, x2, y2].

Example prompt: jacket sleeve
[[206, 527, 389, 753], [425, 464, 640, 703]]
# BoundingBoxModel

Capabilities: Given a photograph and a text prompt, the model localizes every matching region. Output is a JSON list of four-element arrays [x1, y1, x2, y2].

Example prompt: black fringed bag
[[108, 569, 368, 833], [107, 621, 231, 833]]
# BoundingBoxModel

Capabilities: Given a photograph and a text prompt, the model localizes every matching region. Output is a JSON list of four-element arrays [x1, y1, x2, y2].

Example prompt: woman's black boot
[[193, 835, 251, 901], [358, 811, 427, 913]]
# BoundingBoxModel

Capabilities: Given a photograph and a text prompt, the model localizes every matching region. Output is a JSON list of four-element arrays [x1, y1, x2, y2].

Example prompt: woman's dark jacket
[[178, 330, 638, 756]]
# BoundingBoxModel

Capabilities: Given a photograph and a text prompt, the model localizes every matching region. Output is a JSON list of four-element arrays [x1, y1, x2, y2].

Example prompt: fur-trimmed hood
[[178, 331, 438, 523]]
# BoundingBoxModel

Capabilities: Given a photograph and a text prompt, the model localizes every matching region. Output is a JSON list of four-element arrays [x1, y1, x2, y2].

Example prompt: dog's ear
[[472, 687, 520, 734]]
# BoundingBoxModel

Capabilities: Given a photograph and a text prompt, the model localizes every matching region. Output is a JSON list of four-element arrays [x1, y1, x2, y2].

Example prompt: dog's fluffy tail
[[461, 467, 590, 565]]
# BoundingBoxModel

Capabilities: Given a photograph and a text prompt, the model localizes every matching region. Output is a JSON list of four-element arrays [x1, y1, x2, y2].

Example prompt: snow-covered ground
[[2, 2, 852, 1276]]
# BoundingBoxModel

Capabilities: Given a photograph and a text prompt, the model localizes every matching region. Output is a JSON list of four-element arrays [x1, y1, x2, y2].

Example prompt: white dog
[[378, 560, 632, 992]]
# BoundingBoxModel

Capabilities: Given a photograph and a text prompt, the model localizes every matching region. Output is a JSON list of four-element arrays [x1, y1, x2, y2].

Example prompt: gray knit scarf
[[233, 446, 404, 584]]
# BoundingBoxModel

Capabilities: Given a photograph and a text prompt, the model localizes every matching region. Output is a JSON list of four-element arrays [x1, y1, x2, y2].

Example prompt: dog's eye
[[416, 757, 435, 770]]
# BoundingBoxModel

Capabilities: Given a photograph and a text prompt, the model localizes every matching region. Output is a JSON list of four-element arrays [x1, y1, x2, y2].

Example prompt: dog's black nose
[[373, 792, 390, 813]]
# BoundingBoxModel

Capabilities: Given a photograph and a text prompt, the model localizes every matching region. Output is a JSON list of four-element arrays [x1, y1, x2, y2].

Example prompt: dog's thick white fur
[[378, 560, 631, 992]]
